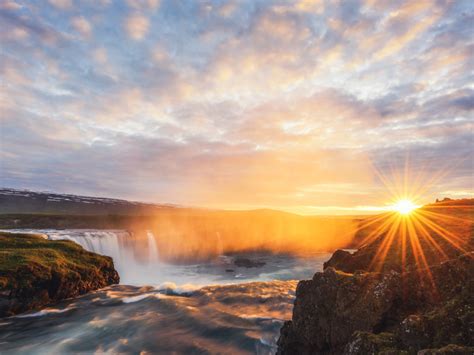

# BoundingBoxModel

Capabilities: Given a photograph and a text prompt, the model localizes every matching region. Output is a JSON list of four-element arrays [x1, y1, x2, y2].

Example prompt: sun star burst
[[391, 199, 419, 215]]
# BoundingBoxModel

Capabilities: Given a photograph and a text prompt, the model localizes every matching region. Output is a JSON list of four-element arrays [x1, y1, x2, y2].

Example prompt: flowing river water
[[0, 229, 331, 354]]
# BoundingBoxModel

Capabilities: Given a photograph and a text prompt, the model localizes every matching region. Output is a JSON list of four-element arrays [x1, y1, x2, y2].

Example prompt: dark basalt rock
[[417, 344, 474, 354], [343, 331, 399, 354], [277, 252, 474, 354], [0, 232, 119, 317], [323, 249, 374, 273]]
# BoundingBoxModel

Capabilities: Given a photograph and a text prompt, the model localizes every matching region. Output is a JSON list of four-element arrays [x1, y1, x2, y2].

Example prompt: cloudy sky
[[0, 0, 473, 214]]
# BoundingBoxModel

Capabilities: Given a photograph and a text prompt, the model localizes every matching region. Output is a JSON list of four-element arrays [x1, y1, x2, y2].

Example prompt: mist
[[126, 210, 358, 263]]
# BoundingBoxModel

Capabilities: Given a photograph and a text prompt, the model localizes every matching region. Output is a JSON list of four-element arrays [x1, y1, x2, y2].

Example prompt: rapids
[[0, 229, 331, 354]]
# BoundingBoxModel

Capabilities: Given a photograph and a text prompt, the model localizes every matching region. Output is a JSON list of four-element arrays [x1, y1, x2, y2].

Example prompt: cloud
[[295, 0, 324, 14], [0, 105, 373, 208], [1, 0, 473, 212], [373, 10, 440, 61], [0, 1, 22, 10], [0, 9, 66, 45], [125, 13, 149, 40], [71, 16, 92, 38], [93, 47, 108, 64], [126, 0, 160, 11], [48, 0, 72, 10]]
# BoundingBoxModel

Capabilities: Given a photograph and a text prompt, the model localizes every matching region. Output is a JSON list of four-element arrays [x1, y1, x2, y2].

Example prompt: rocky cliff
[[0, 232, 119, 317], [278, 253, 473, 354], [277, 202, 474, 354]]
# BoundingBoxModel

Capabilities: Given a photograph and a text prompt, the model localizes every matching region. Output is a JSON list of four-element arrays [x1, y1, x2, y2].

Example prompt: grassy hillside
[[0, 232, 119, 317]]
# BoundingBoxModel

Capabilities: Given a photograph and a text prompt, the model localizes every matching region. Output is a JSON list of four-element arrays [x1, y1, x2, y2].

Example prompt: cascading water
[[47, 230, 127, 260], [1, 228, 331, 354], [146, 230, 159, 263], [42, 229, 163, 285], [2, 228, 330, 289], [26, 229, 257, 287]]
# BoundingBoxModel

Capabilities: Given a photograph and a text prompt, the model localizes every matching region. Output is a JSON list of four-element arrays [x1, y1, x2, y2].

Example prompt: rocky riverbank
[[0, 232, 119, 317], [278, 252, 473, 354], [277, 202, 474, 354]]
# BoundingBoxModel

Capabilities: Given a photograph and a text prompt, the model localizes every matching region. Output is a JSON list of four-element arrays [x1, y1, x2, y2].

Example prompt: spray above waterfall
[[3, 213, 356, 286], [4, 227, 334, 287]]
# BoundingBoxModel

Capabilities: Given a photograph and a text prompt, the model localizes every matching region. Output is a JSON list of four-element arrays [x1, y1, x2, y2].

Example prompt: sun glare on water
[[391, 199, 419, 215]]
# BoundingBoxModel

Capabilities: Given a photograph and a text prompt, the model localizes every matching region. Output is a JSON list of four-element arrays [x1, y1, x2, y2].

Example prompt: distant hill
[[0, 188, 359, 256], [431, 197, 474, 206], [0, 188, 181, 215]]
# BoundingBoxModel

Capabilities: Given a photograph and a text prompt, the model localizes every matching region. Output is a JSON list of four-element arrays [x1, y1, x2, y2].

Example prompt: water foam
[[13, 307, 73, 318]]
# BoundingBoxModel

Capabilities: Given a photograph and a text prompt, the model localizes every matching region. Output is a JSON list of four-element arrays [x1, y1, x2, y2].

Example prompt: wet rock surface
[[0, 232, 119, 317]]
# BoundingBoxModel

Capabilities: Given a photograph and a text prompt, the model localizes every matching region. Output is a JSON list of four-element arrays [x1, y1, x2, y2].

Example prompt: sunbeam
[[348, 160, 473, 294]]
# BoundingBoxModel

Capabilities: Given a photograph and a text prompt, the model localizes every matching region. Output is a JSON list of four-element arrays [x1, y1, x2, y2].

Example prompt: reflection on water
[[1, 229, 330, 354]]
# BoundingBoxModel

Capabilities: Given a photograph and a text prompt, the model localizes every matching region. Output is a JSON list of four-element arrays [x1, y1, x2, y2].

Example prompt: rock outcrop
[[0, 232, 119, 317], [278, 252, 473, 354], [278, 201, 474, 354]]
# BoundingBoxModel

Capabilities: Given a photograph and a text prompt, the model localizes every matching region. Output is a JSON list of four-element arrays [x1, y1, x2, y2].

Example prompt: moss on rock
[[0, 232, 119, 317]]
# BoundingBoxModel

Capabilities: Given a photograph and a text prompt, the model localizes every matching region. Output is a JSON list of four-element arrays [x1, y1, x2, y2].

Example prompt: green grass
[[0, 232, 114, 290]]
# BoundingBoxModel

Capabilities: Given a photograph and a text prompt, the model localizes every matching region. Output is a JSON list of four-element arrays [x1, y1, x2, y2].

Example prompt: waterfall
[[44, 229, 162, 285], [147, 230, 159, 262], [47, 230, 126, 263]]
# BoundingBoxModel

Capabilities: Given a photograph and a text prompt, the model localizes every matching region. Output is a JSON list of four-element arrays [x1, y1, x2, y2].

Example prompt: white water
[[4, 229, 164, 285], [1, 229, 332, 355], [146, 230, 159, 263], [4, 229, 331, 287], [48, 230, 166, 285]]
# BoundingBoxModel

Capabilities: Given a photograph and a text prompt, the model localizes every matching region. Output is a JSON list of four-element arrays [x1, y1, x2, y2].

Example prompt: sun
[[391, 199, 419, 215]]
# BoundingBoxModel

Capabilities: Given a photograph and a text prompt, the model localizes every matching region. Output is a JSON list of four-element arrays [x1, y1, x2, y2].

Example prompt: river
[[0, 229, 331, 354]]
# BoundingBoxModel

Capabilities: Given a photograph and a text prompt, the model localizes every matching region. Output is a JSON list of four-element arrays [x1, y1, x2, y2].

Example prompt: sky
[[0, 0, 473, 214]]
